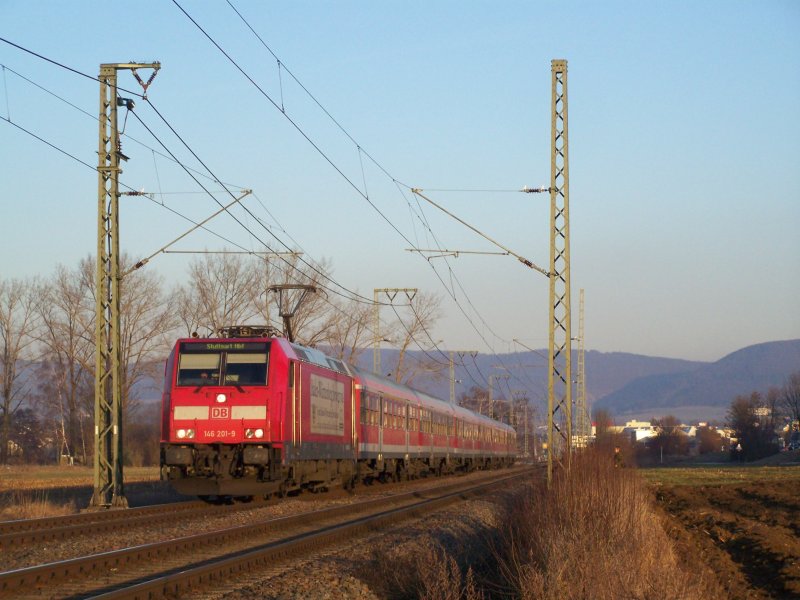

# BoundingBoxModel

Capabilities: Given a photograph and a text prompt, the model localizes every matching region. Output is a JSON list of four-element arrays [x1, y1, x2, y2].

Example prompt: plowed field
[[652, 468, 800, 599]]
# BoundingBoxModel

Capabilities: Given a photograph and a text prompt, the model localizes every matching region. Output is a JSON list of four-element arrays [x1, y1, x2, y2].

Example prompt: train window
[[177, 353, 221, 386], [225, 353, 268, 385], [177, 342, 269, 387]]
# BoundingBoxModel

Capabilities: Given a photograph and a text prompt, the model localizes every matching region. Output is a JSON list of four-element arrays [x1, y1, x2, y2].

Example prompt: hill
[[594, 339, 800, 421]]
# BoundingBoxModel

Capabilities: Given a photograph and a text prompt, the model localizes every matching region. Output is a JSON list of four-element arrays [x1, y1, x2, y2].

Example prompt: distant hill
[[594, 339, 800, 421], [356, 348, 707, 417]]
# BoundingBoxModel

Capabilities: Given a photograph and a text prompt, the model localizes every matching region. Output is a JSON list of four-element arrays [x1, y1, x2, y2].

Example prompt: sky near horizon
[[1, 1, 798, 364]]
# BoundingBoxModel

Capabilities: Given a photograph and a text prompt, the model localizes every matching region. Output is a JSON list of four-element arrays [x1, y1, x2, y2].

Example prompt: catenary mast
[[92, 62, 159, 508], [547, 59, 572, 483]]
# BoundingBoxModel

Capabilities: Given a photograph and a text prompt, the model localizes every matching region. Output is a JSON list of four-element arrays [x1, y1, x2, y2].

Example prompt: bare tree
[[0, 278, 40, 463], [118, 258, 178, 417], [592, 407, 614, 439], [37, 257, 176, 462], [176, 253, 370, 361], [728, 392, 778, 461], [324, 296, 374, 364], [386, 291, 445, 385], [458, 385, 490, 415], [261, 255, 338, 347], [178, 252, 262, 335], [783, 371, 800, 426], [37, 264, 95, 463]]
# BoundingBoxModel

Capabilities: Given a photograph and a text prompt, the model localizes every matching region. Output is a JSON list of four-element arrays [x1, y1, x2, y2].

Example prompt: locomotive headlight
[[216, 393, 227, 403], [177, 429, 187, 439], [245, 429, 254, 439], [255, 428, 264, 438], [187, 429, 195, 438]]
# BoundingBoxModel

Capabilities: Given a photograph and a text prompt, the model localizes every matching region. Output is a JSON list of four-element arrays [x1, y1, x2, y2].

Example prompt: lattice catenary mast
[[547, 59, 572, 483], [576, 288, 588, 445], [92, 62, 159, 508]]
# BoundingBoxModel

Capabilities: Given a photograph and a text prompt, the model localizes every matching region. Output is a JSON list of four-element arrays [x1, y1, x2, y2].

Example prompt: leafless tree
[[458, 385, 490, 415], [324, 297, 374, 364], [178, 252, 262, 335], [174, 252, 384, 369], [592, 407, 614, 439], [37, 264, 95, 463], [386, 291, 446, 385], [0, 277, 40, 463], [262, 255, 338, 347], [118, 258, 178, 417], [783, 371, 800, 426]]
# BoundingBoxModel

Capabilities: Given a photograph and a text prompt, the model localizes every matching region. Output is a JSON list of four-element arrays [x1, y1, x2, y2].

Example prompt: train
[[160, 326, 516, 498]]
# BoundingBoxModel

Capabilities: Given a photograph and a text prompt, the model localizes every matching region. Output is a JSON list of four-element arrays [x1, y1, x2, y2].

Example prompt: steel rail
[[0, 500, 203, 535], [0, 468, 532, 598], [93, 470, 526, 599], [0, 500, 250, 549]]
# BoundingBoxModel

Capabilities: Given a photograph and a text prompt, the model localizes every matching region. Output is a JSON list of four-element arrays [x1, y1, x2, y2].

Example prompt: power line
[[174, 0, 515, 361], [171, 0, 416, 249], [0, 36, 145, 98], [2, 32, 543, 386]]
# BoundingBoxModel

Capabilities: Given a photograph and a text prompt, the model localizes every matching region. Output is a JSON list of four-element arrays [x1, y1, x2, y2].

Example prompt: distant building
[[622, 420, 657, 443]]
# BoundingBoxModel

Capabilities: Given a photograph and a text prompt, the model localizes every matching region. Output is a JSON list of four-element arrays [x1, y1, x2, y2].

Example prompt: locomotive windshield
[[177, 341, 269, 386]]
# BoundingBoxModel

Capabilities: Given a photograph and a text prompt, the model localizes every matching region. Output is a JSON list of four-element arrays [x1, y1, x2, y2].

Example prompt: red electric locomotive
[[160, 326, 516, 498]]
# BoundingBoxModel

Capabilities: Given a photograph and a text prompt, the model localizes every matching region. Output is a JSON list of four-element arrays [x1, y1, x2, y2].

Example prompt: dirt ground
[[653, 475, 800, 599]]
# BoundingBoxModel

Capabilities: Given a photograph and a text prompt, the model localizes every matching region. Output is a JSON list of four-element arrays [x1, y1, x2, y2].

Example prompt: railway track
[[0, 499, 254, 549], [0, 467, 531, 599]]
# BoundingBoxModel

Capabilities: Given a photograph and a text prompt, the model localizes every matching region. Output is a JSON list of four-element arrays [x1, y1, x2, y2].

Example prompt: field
[[644, 461, 800, 599], [0, 465, 160, 490], [0, 465, 169, 519]]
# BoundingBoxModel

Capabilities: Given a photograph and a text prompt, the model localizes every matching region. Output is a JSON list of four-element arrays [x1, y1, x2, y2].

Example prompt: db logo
[[211, 407, 230, 419]]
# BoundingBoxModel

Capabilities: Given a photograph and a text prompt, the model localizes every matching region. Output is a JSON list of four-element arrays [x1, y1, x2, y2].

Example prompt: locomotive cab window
[[177, 353, 221, 386], [177, 342, 269, 387], [225, 353, 267, 385]]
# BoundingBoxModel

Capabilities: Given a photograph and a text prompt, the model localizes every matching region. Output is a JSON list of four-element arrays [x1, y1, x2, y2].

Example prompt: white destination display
[[309, 374, 345, 436]]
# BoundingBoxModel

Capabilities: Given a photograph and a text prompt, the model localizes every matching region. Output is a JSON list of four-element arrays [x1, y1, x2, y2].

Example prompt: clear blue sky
[[1, 1, 798, 362]]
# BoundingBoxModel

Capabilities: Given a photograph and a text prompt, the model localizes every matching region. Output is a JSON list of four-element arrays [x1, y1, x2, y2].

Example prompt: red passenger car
[[161, 327, 515, 498]]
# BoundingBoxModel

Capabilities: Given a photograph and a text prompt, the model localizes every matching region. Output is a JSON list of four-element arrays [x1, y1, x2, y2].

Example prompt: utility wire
[[171, 0, 415, 249], [0, 36, 145, 98], [2, 31, 539, 383], [217, 11, 527, 362]]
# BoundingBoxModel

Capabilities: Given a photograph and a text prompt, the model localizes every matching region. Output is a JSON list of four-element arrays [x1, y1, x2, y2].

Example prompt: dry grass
[[363, 539, 484, 600], [491, 448, 722, 599], [0, 489, 76, 520], [0, 465, 160, 492]]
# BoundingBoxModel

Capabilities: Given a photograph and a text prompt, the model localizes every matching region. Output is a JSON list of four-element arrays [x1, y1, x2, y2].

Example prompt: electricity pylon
[[92, 62, 159, 508], [547, 59, 572, 484]]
